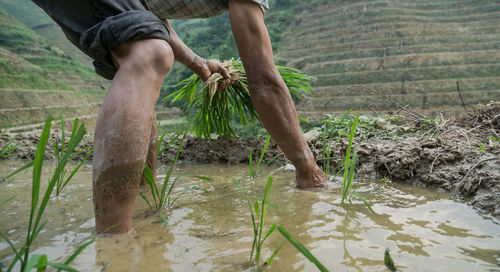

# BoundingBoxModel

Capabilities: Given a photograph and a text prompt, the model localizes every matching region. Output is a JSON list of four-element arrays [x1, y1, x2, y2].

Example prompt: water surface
[[1, 160, 499, 271]]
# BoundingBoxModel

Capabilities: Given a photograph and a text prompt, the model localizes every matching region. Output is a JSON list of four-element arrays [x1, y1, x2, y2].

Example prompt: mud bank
[[1, 106, 499, 218]]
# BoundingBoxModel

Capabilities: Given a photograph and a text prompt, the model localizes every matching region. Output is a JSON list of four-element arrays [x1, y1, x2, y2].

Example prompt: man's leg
[[93, 39, 174, 234], [228, 0, 327, 188]]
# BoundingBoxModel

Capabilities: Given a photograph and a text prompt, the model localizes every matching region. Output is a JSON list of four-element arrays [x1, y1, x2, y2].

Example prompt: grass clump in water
[[165, 59, 314, 138], [53, 116, 93, 196], [248, 135, 282, 179], [235, 177, 329, 271], [340, 113, 374, 212], [0, 129, 18, 160], [0, 117, 95, 272], [140, 123, 212, 223]]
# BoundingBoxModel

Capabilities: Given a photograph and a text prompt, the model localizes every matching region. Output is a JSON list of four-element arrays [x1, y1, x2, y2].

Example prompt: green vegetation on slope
[[0, 8, 98, 90]]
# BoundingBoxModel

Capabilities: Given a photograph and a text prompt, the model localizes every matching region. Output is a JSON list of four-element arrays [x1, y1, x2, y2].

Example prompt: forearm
[[162, 19, 200, 71]]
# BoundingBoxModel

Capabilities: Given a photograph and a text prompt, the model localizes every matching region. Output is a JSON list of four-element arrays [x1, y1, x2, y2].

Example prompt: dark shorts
[[32, 0, 170, 80]]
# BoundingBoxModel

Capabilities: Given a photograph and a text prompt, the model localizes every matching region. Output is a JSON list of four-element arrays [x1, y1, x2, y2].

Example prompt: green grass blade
[[142, 166, 158, 210], [60, 149, 93, 195], [23, 117, 51, 269], [351, 191, 375, 213], [0, 195, 15, 207], [256, 135, 271, 173], [254, 201, 260, 217], [297, 115, 310, 124], [159, 214, 168, 226], [249, 150, 254, 177], [24, 254, 46, 272], [233, 180, 258, 261], [160, 122, 191, 208], [255, 153, 283, 178], [261, 223, 276, 244], [384, 248, 397, 272], [63, 236, 97, 267], [2, 161, 34, 183], [0, 231, 23, 266], [277, 225, 329, 272], [263, 240, 286, 267], [255, 177, 273, 263], [139, 192, 153, 211], [48, 262, 79, 272]]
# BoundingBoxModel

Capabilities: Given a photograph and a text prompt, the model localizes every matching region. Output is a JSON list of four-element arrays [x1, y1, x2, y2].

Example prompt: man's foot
[[296, 165, 328, 189]]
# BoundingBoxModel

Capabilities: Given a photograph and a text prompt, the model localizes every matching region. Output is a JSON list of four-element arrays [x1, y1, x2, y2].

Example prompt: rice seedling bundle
[[165, 59, 314, 138]]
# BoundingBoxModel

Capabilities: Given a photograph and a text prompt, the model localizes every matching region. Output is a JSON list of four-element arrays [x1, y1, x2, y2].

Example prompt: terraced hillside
[[276, 0, 500, 121], [0, 5, 109, 131]]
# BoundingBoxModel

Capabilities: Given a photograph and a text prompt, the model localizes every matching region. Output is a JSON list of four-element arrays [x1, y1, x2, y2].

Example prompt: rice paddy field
[[1, 161, 499, 271]]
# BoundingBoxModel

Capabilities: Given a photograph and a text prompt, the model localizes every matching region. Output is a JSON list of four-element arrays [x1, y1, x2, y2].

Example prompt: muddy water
[[1, 160, 499, 271]]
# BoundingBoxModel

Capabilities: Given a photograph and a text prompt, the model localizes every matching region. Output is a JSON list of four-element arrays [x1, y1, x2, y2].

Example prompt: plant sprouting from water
[[235, 177, 329, 271], [0, 117, 95, 272], [140, 124, 212, 218], [53, 116, 93, 196], [235, 177, 282, 266], [165, 59, 314, 138], [321, 110, 353, 178], [248, 135, 282, 179], [0, 129, 19, 160], [341, 113, 374, 213], [384, 248, 397, 271]]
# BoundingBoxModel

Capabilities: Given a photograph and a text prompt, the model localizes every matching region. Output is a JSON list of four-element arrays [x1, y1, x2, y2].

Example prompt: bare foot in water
[[296, 165, 328, 189]]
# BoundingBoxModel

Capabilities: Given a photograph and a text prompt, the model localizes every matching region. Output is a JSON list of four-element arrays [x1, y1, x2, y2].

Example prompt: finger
[[218, 64, 231, 80]]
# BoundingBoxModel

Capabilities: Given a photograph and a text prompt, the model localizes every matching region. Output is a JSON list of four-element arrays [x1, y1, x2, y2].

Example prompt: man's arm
[[161, 19, 231, 81], [228, 0, 327, 188]]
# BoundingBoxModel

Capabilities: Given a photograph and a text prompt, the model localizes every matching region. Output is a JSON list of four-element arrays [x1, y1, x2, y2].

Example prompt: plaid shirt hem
[[145, 0, 269, 19]]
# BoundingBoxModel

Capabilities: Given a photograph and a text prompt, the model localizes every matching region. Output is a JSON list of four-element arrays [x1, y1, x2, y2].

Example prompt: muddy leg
[[228, 0, 327, 188], [141, 115, 158, 186], [93, 39, 173, 234]]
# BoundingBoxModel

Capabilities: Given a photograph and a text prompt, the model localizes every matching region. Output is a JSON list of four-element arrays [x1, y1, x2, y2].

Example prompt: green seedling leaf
[[24, 254, 46, 272], [48, 262, 79, 272], [261, 223, 277, 244], [297, 115, 310, 124], [64, 236, 97, 267], [2, 161, 34, 183], [159, 214, 169, 226], [351, 191, 375, 213], [263, 240, 286, 267], [139, 192, 153, 211], [384, 248, 397, 272], [277, 225, 329, 272], [0, 195, 15, 207], [0, 231, 23, 266]]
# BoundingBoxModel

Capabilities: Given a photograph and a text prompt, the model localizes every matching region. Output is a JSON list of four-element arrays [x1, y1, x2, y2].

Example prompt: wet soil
[[1, 105, 499, 218]]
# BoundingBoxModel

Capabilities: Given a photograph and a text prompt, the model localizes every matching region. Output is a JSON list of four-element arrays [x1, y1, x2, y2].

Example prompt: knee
[[113, 39, 174, 78]]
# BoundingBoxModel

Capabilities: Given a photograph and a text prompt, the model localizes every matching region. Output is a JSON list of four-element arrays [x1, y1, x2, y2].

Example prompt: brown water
[[1, 160, 499, 271]]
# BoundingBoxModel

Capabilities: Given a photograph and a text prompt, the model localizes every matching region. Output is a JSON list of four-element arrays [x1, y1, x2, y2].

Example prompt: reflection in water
[[1, 161, 500, 271]]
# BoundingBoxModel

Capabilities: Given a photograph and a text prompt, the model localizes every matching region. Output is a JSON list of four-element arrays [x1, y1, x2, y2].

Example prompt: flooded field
[[1, 160, 499, 271]]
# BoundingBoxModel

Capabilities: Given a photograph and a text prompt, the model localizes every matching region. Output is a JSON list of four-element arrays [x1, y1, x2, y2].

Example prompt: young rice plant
[[235, 177, 329, 271], [0, 117, 95, 272], [140, 123, 212, 223], [341, 113, 374, 213], [248, 135, 282, 179], [165, 59, 314, 138]]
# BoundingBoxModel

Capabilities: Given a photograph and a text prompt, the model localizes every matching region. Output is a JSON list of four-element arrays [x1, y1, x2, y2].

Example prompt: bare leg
[[141, 116, 158, 186], [228, 0, 327, 188], [93, 39, 174, 234]]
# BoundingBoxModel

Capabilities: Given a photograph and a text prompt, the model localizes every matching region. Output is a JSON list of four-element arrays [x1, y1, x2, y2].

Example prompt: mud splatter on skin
[[94, 160, 144, 201]]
